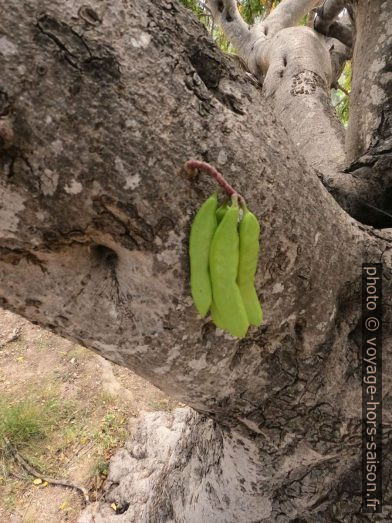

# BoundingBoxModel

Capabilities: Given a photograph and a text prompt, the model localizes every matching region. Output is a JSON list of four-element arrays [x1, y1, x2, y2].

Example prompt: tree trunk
[[0, 0, 391, 521], [344, 0, 392, 223]]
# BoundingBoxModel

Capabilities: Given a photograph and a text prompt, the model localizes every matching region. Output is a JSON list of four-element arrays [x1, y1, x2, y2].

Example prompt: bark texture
[[208, 0, 392, 227], [0, 0, 391, 521], [81, 408, 272, 523], [344, 0, 392, 223], [208, 0, 347, 180], [80, 407, 392, 522]]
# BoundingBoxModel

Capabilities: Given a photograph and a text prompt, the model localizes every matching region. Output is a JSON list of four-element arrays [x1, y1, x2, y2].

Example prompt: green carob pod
[[209, 196, 249, 338], [189, 193, 218, 317], [237, 206, 263, 327]]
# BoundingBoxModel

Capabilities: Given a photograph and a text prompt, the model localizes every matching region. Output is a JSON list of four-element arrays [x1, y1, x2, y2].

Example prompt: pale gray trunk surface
[[0, 0, 391, 521]]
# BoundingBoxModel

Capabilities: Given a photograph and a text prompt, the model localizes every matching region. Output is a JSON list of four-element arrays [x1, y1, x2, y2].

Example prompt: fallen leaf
[[33, 478, 43, 485], [111, 503, 117, 511]]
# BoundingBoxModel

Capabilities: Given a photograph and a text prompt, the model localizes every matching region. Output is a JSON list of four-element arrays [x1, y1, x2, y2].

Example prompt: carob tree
[[0, 0, 391, 521]]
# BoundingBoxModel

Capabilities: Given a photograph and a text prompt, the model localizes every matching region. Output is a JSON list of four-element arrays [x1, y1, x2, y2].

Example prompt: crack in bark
[[36, 13, 120, 82], [96, 197, 155, 250], [0, 246, 46, 272], [187, 42, 246, 115]]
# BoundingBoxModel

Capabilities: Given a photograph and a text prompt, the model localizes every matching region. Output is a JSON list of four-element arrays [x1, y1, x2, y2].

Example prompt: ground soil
[[0, 309, 178, 522]]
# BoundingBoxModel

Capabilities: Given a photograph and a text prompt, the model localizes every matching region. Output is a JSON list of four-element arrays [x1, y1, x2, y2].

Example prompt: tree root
[[3, 437, 90, 505]]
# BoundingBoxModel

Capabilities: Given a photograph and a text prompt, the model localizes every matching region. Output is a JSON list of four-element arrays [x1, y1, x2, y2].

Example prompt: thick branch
[[208, 0, 347, 183], [323, 20, 352, 47], [0, 0, 382, 421], [207, 0, 253, 63], [208, 0, 374, 224], [314, 0, 346, 33], [207, 0, 322, 74], [346, 0, 392, 163], [344, 0, 392, 218], [314, 0, 353, 48], [255, 0, 321, 38], [259, 26, 346, 178]]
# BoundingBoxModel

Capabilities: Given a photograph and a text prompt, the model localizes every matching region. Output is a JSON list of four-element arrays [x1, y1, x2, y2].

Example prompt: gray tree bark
[[0, 0, 391, 521]]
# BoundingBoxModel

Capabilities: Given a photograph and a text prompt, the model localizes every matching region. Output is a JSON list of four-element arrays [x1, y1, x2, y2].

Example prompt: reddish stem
[[184, 159, 242, 201]]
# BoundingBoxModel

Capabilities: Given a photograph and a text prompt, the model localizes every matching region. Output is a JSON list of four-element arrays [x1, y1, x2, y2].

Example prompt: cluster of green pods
[[189, 193, 263, 338]]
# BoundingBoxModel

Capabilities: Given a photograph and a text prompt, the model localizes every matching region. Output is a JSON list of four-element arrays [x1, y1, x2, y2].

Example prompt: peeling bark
[[0, 0, 392, 521]]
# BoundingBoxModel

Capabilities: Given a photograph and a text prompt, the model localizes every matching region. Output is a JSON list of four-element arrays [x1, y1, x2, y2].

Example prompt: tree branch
[[314, 0, 353, 48], [323, 20, 353, 47], [207, 0, 253, 62], [314, 0, 346, 33], [255, 0, 321, 38], [207, 0, 347, 181], [0, 0, 378, 420], [344, 0, 392, 218], [327, 36, 351, 86], [259, 25, 348, 182]]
